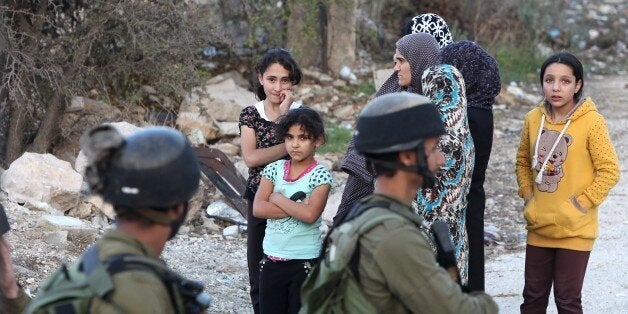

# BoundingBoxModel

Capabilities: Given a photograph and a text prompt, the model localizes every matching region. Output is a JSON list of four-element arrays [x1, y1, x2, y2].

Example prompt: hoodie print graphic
[[534, 129, 572, 192]]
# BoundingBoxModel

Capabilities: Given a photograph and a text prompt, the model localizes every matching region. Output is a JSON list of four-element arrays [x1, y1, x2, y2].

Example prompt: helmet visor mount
[[82, 126, 201, 210]]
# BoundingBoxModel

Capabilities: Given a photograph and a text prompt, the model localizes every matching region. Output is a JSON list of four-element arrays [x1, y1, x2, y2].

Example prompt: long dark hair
[[540, 51, 584, 103], [254, 48, 302, 100]]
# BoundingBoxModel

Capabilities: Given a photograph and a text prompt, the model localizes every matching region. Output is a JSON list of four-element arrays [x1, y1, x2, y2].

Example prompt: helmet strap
[[368, 143, 436, 189], [414, 144, 437, 189], [168, 202, 189, 240]]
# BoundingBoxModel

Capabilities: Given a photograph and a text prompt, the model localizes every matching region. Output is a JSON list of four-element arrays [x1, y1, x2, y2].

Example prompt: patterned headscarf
[[441, 40, 501, 110], [403, 13, 453, 48], [421, 64, 470, 144], [375, 33, 441, 97]]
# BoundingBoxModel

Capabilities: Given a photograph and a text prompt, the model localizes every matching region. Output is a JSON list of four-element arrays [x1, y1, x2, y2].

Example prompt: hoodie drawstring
[[533, 117, 572, 184], [531, 115, 546, 167]]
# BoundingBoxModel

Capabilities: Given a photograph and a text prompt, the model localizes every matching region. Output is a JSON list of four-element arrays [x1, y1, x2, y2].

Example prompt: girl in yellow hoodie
[[516, 51, 619, 313]]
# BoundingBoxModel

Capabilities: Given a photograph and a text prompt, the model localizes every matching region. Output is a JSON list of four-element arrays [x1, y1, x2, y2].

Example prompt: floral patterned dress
[[414, 64, 475, 285]]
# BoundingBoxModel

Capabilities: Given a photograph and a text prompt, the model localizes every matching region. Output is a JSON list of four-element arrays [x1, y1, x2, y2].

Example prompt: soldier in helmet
[[333, 93, 498, 313], [1, 125, 210, 313], [75, 125, 205, 312]]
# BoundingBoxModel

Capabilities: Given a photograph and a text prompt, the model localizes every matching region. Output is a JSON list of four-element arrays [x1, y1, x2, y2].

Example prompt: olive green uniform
[[357, 194, 498, 313], [2, 229, 178, 313], [89, 229, 176, 313]]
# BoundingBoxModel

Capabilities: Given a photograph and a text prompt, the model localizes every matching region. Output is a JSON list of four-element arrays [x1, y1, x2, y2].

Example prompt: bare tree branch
[[0, 1, 226, 164]]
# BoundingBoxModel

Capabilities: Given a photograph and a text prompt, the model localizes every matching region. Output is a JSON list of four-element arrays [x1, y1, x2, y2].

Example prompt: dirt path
[[485, 75, 628, 313]]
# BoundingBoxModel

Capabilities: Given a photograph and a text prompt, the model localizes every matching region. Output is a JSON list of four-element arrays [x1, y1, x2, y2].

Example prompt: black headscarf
[[441, 40, 501, 110]]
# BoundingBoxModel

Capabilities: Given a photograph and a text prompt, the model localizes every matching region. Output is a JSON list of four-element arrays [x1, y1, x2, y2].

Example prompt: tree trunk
[[326, 0, 357, 75], [358, 0, 383, 27], [2, 0, 50, 166], [4, 101, 28, 167], [30, 91, 65, 153], [286, 0, 325, 69], [0, 32, 8, 165]]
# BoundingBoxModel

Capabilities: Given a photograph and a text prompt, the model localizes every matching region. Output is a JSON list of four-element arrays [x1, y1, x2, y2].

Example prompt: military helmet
[[355, 92, 445, 154], [81, 125, 200, 210]]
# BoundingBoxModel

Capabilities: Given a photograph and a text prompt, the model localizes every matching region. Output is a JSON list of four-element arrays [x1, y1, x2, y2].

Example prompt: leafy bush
[[319, 123, 352, 154], [492, 45, 545, 84]]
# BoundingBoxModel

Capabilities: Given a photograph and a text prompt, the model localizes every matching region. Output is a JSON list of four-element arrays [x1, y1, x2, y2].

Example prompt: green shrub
[[319, 123, 352, 154], [492, 45, 545, 84], [196, 67, 214, 81]]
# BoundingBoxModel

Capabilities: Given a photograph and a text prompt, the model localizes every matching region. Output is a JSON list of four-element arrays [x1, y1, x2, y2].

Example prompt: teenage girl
[[516, 51, 619, 313], [253, 107, 333, 314], [238, 48, 302, 313]]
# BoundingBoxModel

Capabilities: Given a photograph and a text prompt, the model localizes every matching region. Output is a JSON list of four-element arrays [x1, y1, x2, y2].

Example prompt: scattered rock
[[206, 200, 246, 225], [2, 153, 83, 212], [373, 68, 393, 90], [223, 225, 244, 237], [339, 66, 357, 82], [39, 214, 87, 229], [206, 70, 249, 88], [212, 143, 240, 156], [218, 122, 240, 137], [332, 105, 356, 121]]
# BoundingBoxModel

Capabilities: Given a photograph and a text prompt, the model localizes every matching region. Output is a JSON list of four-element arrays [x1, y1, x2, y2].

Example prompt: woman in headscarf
[[405, 13, 500, 290], [415, 64, 475, 285], [441, 40, 501, 292], [335, 33, 440, 223]]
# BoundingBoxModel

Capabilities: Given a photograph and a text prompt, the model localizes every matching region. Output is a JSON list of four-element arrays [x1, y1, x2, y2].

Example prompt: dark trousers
[[259, 257, 315, 314], [521, 245, 590, 314], [466, 107, 493, 291], [246, 194, 266, 314]]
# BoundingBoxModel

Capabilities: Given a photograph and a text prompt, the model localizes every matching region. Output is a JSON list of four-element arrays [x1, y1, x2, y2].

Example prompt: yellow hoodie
[[516, 97, 619, 251]]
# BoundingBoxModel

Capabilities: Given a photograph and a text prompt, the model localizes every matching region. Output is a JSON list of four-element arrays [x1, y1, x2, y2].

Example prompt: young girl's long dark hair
[[254, 48, 302, 100]]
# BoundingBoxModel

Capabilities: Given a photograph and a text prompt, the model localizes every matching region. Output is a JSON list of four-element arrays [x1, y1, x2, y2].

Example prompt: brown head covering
[[375, 33, 441, 97]]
